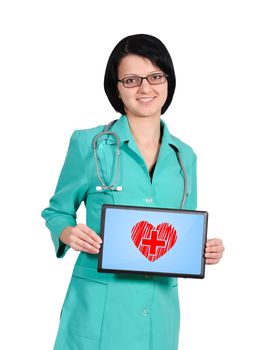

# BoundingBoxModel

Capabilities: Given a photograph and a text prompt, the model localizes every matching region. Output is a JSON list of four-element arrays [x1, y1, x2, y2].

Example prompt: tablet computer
[[98, 204, 208, 279]]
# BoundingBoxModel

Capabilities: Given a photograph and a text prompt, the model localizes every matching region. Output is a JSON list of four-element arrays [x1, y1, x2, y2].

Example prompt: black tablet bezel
[[97, 204, 208, 279]]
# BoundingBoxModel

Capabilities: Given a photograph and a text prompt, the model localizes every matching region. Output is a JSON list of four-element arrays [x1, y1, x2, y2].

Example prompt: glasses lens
[[123, 76, 141, 88], [148, 73, 166, 85]]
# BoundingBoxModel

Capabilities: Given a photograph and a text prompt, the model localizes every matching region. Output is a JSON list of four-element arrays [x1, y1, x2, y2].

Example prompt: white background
[[1, 1, 267, 349]]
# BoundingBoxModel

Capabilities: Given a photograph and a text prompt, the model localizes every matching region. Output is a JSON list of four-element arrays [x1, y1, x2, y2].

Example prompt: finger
[[206, 238, 222, 247], [69, 228, 101, 253], [205, 245, 225, 253], [75, 229, 101, 250], [205, 252, 223, 259], [70, 240, 100, 254], [206, 258, 220, 265], [77, 223, 102, 244]]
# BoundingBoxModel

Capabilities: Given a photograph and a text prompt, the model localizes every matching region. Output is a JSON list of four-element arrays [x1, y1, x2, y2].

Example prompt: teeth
[[138, 97, 154, 102]]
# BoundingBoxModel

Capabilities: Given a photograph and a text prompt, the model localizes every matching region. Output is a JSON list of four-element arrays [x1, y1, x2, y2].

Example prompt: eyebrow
[[122, 70, 163, 77]]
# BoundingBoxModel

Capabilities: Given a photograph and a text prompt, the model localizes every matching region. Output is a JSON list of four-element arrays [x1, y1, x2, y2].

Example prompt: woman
[[41, 34, 224, 350]]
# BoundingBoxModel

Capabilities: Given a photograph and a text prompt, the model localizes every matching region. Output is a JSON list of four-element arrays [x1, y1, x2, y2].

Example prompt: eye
[[122, 76, 141, 87], [151, 73, 164, 80], [124, 77, 137, 84], [148, 73, 167, 85]]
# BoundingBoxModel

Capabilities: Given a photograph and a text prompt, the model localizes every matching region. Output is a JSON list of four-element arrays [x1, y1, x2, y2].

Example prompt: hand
[[60, 223, 102, 254], [205, 238, 225, 265]]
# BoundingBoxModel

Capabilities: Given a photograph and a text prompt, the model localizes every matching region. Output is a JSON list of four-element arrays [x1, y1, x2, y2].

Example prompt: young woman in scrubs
[[41, 34, 224, 350]]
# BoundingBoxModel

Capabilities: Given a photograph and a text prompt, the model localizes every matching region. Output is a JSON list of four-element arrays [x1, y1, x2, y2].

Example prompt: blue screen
[[101, 207, 207, 276]]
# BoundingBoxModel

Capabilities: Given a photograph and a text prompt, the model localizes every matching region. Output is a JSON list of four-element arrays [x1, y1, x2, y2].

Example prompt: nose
[[138, 77, 152, 92]]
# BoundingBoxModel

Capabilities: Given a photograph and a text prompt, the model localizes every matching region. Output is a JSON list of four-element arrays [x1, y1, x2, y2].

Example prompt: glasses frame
[[118, 73, 168, 88]]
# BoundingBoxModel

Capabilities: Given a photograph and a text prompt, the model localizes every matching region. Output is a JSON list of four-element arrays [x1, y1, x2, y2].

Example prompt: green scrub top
[[41, 114, 197, 350]]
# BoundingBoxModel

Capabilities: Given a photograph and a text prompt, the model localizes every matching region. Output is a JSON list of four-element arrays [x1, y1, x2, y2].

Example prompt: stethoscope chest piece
[[96, 185, 123, 192]]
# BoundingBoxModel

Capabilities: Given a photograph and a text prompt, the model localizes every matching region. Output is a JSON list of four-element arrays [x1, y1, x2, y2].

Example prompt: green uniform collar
[[109, 114, 181, 153]]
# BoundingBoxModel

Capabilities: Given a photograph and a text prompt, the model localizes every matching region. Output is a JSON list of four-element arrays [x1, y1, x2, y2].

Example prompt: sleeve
[[41, 130, 89, 258], [184, 152, 197, 210]]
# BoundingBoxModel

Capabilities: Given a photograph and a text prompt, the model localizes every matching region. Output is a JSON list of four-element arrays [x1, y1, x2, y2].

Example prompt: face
[[117, 54, 168, 119]]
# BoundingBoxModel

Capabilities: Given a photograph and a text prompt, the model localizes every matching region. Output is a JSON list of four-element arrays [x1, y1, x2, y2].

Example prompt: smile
[[136, 97, 156, 103]]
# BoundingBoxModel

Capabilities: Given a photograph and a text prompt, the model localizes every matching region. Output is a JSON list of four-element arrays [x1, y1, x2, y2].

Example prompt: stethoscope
[[92, 119, 188, 209]]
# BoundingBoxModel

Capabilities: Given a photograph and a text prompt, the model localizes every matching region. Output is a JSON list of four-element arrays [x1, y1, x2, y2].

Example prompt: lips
[[137, 96, 156, 103]]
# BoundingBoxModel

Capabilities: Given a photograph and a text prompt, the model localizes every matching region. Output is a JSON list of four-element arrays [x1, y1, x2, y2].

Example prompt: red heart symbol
[[131, 221, 177, 262]]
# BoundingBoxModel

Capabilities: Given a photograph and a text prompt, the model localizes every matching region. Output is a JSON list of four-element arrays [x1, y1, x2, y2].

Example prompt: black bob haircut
[[104, 34, 176, 115]]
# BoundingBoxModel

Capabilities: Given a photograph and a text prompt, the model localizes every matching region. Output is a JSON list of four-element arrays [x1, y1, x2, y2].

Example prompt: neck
[[126, 115, 161, 147]]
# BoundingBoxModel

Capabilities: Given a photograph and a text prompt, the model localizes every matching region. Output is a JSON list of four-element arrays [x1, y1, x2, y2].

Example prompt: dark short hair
[[104, 34, 176, 115]]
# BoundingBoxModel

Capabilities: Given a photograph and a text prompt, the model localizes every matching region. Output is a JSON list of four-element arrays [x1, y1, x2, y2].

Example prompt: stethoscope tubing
[[174, 148, 188, 209], [92, 120, 120, 190], [92, 119, 188, 209]]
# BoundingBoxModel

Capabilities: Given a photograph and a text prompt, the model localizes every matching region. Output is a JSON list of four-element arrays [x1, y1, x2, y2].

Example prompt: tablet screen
[[98, 205, 208, 278]]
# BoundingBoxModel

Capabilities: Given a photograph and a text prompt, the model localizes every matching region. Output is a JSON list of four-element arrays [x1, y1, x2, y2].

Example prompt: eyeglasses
[[118, 72, 168, 88]]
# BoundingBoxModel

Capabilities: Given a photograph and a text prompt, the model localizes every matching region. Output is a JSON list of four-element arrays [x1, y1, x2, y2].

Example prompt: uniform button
[[144, 275, 152, 279], [145, 198, 153, 203], [142, 308, 149, 316]]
